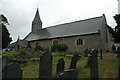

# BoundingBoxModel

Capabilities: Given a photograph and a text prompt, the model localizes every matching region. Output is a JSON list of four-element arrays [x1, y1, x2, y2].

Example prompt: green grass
[[19, 52, 118, 78]]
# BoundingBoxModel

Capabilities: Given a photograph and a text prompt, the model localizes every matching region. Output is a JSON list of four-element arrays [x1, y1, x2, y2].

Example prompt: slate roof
[[24, 15, 105, 41], [18, 40, 30, 48]]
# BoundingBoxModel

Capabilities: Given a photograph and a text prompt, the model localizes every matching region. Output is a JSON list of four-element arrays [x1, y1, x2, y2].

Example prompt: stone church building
[[23, 9, 113, 53]]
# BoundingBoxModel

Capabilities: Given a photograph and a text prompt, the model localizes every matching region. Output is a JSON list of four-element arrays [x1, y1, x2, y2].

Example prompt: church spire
[[32, 8, 42, 33], [32, 8, 42, 23]]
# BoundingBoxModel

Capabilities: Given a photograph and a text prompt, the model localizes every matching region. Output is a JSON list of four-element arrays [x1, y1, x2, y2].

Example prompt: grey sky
[[0, 0, 118, 43]]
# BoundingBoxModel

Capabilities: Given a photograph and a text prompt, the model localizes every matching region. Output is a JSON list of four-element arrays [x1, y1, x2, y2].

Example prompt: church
[[23, 8, 113, 54]]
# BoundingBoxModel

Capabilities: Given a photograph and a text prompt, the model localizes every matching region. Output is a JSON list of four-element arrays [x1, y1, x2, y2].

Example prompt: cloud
[[0, 0, 118, 43]]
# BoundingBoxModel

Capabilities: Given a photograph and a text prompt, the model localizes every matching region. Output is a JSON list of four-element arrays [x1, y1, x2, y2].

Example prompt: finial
[[37, 4, 39, 8]]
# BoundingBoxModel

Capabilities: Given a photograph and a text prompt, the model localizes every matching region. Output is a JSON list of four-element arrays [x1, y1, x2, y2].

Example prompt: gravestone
[[86, 52, 92, 67], [100, 50, 103, 59], [69, 55, 79, 69], [3, 64, 22, 79], [57, 69, 78, 80], [84, 49, 90, 57], [2, 56, 9, 70], [117, 48, 120, 79], [0, 57, 2, 80], [39, 49, 53, 78], [56, 58, 65, 73], [90, 49, 99, 79]]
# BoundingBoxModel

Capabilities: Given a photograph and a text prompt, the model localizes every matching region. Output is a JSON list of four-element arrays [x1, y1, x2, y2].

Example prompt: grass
[[19, 52, 118, 78]]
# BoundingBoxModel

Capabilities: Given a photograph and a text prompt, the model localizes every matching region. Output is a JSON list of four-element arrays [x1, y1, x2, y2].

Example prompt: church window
[[35, 42, 39, 46], [53, 40, 59, 44], [76, 38, 83, 46]]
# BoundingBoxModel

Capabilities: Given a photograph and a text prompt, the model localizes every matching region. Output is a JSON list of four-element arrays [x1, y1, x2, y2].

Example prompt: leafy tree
[[0, 14, 12, 48], [113, 14, 120, 43]]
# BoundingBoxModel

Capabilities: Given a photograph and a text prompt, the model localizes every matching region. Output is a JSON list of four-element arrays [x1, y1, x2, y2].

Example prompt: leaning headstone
[[2, 56, 9, 70], [69, 54, 79, 69], [56, 58, 65, 73], [57, 69, 78, 80], [39, 49, 53, 78], [90, 49, 99, 79], [3, 63, 22, 79], [100, 50, 103, 59], [84, 49, 89, 57]]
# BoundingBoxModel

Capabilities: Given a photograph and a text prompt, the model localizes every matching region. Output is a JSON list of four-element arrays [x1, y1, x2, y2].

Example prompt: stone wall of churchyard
[[29, 33, 101, 54]]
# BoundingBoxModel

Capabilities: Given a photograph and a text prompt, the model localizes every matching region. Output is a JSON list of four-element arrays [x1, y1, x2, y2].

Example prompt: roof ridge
[[43, 15, 103, 29]]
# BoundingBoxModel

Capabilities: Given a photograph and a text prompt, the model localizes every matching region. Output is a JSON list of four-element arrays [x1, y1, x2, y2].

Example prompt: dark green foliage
[[51, 43, 68, 52], [1, 14, 12, 48], [34, 44, 43, 52], [2, 49, 31, 60], [113, 14, 120, 43], [106, 25, 115, 37], [117, 46, 120, 52], [16, 49, 27, 58], [112, 44, 116, 51], [2, 52, 19, 60], [7, 42, 16, 48]]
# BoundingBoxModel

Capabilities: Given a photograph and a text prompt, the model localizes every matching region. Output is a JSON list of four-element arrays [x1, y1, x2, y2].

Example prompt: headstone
[[3, 64, 22, 79], [2, 56, 9, 70], [57, 69, 78, 80], [100, 50, 103, 59], [0, 57, 2, 80], [86, 52, 92, 67], [90, 49, 99, 79], [56, 58, 65, 73], [84, 49, 90, 57], [39, 49, 53, 78], [117, 48, 120, 79], [69, 54, 79, 69]]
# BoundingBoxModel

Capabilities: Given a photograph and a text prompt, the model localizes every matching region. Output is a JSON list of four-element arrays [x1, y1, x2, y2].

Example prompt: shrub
[[51, 43, 68, 52], [2, 52, 19, 60], [117, 46, 120, 52], [34, 45, 44, 52], [112, 44, 116, 51]]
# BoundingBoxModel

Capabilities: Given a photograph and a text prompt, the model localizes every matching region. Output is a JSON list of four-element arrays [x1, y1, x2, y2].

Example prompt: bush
[[34, 45, 44, 52], [2, 52, 19, 60], [51, 43, 68, 52], [117, 46, 120, 52], [16, 48, 28, 58], [112, 44, 116, 51]]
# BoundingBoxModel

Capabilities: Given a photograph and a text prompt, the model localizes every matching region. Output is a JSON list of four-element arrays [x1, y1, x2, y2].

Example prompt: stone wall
[[30, 33, 101, 54]]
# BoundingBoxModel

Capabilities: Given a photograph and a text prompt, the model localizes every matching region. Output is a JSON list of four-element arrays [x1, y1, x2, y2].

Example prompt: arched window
[[53, 40, 58, 44], [76, 38, 83, 46], [36, 42, 39, 46]]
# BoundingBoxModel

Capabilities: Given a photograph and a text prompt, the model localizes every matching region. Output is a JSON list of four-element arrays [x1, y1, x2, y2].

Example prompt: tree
[[113, 14, 120, 43], [0, 14, 12, 48]]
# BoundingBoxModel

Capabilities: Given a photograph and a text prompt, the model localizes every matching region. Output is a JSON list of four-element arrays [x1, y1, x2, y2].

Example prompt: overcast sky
[[0, 0, 119, 43]]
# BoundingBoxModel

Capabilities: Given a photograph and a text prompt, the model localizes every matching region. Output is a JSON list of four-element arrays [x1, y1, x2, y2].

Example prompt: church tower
[[32, 8, 42, 33]]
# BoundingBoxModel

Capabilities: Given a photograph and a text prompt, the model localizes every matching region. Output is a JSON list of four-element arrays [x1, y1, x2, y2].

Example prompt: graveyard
[[2, 49, 119, 79]]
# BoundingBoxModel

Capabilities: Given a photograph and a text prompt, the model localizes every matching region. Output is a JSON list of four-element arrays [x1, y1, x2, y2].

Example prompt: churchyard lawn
[[19, 52, 118, 78]]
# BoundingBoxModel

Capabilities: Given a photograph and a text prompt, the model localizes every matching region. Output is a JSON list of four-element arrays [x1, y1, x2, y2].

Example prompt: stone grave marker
[[56, 58, 65, 73], [86, 52, 92, 67], [57, 69, 78, 80], [0, 57, 2, 80], [100, 50, 103, 59], [69, 54, 79, 69], [3, 63, 23, 79], [90, 49, 99, 79], [39, 49, 53, 78], [84, 49, 90, 57], [2, 56, 9, 70]]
